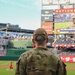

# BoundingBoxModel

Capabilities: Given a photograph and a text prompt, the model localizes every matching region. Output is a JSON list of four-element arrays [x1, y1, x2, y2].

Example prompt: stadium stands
[[8, 40, 33, 50]]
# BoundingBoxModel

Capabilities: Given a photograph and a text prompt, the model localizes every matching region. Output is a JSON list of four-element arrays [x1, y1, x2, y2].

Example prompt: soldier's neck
[[36, 45, 46, 48]]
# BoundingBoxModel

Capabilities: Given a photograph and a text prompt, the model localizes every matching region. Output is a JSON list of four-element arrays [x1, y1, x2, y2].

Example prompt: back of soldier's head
[[33, 28, 48, 45]]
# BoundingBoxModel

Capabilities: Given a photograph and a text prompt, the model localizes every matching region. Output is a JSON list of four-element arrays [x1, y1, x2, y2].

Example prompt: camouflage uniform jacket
[[15, 48, 66, 75]]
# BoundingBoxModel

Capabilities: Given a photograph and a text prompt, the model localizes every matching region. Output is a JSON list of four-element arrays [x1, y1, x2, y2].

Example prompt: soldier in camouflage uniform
[[15, 28, 67, 75]]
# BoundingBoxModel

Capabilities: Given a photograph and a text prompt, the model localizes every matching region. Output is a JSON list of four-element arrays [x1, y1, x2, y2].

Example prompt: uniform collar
[[36, 47, 48, 50]]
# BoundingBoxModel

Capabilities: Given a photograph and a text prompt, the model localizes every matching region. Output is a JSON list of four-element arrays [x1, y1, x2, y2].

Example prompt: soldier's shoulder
[[48, 48, 60, 60], [20, 49, 35, 57]]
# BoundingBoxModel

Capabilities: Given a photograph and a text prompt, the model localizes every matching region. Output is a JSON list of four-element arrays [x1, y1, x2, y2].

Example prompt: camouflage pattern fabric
[[15, 48, 66, 75]]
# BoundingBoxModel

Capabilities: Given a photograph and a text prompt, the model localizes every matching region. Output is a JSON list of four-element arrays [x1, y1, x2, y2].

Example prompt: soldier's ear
[[32, 39, 35, 44], [46, 38, 48, 43]]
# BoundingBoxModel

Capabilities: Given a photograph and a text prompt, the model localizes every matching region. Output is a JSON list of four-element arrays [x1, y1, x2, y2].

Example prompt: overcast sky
[[0, 0, 41, 30]]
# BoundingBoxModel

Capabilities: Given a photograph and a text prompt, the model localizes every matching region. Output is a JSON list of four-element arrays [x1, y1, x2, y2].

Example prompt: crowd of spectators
[[0, 31, 33, 56], [0, 31, 75, 56], [54, 34, 75, 44], [0, 31, 32, 40], [54, 14, 72, 23], [0, 45, 6, 56], [52, 34, 75, 56], [59, 51, 75, 56]]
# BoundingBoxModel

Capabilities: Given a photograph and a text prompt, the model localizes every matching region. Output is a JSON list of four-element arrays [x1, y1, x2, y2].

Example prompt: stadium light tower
[[6, 23, 9, 36]]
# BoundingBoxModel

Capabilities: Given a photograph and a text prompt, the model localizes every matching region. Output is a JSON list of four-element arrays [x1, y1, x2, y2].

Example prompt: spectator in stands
[[14, 34, 19, 40], [1, 33, 4, 39], [5, 34, 11, 39], [0, 45, 4, 53], [27, 36, 31, 40], [66, 36, 73, 44], [70, 36, 75, 43], [20, 35, 25, 40]]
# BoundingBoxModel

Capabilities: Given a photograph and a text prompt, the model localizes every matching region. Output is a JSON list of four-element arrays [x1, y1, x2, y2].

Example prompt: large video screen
[[54, 8, 75, 34]]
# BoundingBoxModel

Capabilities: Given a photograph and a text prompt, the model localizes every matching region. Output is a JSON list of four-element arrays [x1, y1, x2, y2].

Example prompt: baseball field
[[0, 61, 75, 75]]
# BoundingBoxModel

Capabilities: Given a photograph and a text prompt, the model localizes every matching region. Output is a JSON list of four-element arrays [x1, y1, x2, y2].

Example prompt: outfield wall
[[6, 49, 27, 57], [0, 50, 28, 60], [0, 56, 19, 60]]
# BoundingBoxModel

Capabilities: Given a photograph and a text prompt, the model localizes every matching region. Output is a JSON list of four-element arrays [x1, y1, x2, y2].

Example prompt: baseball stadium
[[0, 23, 75, 75], [0, 0, 75, 75]]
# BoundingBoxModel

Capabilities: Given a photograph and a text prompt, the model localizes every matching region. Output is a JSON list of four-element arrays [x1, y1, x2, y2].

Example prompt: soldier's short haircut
[[33, 28, 48, 45]]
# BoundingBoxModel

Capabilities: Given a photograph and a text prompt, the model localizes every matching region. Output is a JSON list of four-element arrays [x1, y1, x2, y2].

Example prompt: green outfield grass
[[0, 68, 15, 75], [0, 61, 75, 75], [66, 63, 75, 75], [54, 22, 72, 34], [0, 61, 16, 75], [66, 63, 75, 67]]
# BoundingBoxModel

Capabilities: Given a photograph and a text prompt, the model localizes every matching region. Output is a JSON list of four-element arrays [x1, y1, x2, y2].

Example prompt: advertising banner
[[41, 10, 53, 22], [61, 56, 75, 62], [41, 22, 53, 34]]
